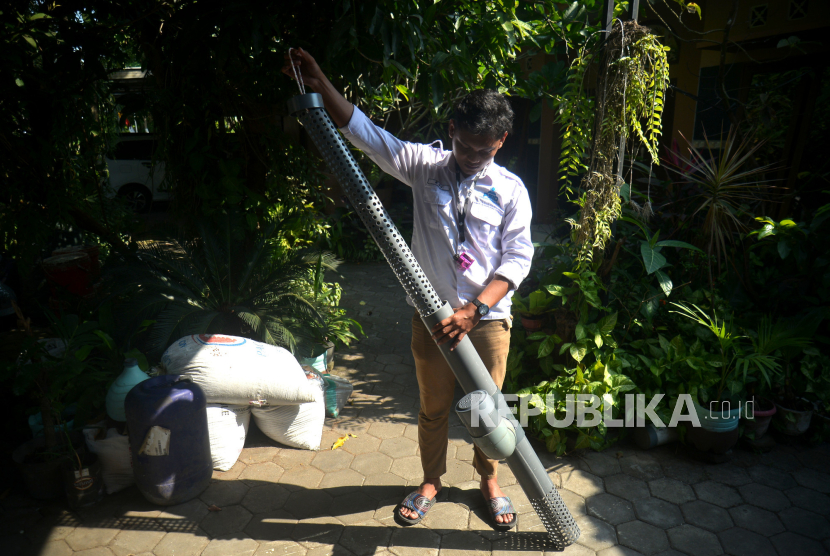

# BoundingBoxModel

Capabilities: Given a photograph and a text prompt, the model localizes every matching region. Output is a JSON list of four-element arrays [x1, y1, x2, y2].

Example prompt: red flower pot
[[521, 315, 544, 331]]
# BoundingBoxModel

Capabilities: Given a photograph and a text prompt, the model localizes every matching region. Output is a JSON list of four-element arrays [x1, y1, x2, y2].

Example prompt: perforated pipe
[[289, 93, 580, 548], [287, 94, 443, 316]]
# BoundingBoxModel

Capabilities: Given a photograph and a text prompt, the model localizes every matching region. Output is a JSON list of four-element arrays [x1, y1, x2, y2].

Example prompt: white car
[[104, 135, 169, 212]]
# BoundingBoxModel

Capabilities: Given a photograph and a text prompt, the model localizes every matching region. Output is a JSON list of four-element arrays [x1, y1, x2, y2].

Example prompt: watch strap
[[472, 298, 490, 316]]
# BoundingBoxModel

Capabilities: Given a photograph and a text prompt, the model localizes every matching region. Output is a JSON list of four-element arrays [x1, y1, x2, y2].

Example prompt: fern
[[557, 51, 595, 193], [555, 21, 670, 270]]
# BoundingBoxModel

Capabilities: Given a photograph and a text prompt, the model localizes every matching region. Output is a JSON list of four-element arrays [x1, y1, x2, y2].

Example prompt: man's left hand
[[431, 303, 480, 350]]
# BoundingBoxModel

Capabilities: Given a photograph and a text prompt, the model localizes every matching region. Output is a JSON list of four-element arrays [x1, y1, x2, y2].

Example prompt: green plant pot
[[683, 421, 740, 455], [299, 351, 327, 373], [633, 423, 679, 450], [300, 341, 335, 373], [325, 341, 335, 372], [695, 402, 741, 432]]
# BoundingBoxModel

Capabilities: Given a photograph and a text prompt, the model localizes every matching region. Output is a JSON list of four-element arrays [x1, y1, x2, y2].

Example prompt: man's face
[[448, 121, 507, 176]]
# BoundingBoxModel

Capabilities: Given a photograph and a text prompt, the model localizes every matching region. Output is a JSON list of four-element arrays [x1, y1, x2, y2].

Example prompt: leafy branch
[[557, 20, 671, 270]]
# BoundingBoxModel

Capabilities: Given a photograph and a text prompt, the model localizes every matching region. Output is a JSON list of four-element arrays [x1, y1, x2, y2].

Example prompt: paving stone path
[[4, 262, 830, 556]]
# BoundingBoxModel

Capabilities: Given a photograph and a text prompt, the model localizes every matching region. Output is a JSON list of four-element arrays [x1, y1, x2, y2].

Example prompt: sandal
[[486, 496, 518, 531], [394, 490, 442, 526]]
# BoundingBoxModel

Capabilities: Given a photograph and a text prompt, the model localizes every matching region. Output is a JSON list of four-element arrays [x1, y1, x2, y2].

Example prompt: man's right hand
[[281, 48, 325, 91], [281, 48, 354, 128]]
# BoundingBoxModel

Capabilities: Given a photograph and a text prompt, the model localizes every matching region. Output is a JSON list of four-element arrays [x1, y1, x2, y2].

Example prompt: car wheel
[[118, 184, 152, 213]]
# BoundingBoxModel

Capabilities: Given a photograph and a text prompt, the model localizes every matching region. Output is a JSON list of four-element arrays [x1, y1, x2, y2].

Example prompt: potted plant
[[772, 350, 818, 436], [512, 289, 556, 331], [759, 313, 823, 436], [61, 429, 105, 509], [738, 315, 814, 442], [775, 394, 814, 436], [742, 397, 777, 441], [101, 217, 330, 357], [5, 304, 116, 500], [300, 256, 363, 372], [670, 303, 782, 455], [802, 349, 830, 441], [619, 331, 716, 451]]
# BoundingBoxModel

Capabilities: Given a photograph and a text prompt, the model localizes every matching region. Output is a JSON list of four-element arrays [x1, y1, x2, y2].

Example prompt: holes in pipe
[[301, 109, 442, 313]]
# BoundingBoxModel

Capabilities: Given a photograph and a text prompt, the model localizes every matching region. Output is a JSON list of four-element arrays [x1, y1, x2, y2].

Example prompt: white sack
[[252, 369, 325, 450], [206, 404, 251, 471], [83, 423, 133, 494], [161, 334, 316, 405]]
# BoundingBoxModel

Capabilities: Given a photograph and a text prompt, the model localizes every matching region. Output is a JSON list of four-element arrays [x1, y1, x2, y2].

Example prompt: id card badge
[[454, 252, 473, 272]]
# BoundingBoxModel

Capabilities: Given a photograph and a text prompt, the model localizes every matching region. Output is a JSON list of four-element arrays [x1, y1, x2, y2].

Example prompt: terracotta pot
[[42, 252, 93, 296], [52, 245, 100, 273], [521, 315, 544, 331]]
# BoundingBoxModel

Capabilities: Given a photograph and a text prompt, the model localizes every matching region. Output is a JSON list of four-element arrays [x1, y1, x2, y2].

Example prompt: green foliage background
[[1, 0, 611, 274]]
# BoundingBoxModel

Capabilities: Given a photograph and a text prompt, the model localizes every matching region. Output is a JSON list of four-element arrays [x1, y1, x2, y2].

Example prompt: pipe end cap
[[287, 93, 325, 115]]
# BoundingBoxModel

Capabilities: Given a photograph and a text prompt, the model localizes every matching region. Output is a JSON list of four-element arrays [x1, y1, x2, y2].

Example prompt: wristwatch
[[471, 298, 490, 317]]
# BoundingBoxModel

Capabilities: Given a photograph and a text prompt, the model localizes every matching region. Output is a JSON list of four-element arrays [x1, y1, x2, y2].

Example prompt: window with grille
[[789, 0, 807, 19], [749, 4, 768, 27]]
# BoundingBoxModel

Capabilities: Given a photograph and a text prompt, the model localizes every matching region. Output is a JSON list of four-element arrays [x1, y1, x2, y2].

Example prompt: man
[[283, 49, 533, 530]]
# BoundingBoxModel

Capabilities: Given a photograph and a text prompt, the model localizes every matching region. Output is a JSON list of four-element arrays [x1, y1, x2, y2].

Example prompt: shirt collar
[[448, 155, 495, 183]]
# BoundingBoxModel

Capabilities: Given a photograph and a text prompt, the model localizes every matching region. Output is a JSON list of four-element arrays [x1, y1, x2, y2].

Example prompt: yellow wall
[[532, 0, 830, 219], [701, 0, 830, 45], [669, 0, 830, 145]]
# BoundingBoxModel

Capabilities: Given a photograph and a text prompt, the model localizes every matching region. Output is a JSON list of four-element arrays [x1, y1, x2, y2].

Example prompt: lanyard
[[453, 165, 480, 255]]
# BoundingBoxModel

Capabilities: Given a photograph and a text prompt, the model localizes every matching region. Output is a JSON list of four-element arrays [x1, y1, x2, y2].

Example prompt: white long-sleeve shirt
[[340, 106, 534, 320]]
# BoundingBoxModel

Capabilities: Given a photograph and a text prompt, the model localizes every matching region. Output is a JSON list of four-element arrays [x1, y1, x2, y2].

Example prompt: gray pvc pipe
[[422, 307, 554, 495], [425, 303, 579, 547], [419, 304, 493, 395]]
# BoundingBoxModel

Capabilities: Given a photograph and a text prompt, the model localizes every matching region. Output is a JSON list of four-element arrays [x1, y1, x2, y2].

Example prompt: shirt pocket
[[470, 200, 504, 234], [422, 185, 453, 230]]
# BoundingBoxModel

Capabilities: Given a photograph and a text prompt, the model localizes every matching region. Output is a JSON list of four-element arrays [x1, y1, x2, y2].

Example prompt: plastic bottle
[[106, 358, 150, 422]]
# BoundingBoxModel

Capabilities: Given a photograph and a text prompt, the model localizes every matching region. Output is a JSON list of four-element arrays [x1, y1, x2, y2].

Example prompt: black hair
[[451, 89, 514, 140]]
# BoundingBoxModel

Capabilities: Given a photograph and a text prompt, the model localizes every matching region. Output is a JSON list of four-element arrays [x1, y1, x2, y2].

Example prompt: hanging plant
[[558, 21, 671, 269]]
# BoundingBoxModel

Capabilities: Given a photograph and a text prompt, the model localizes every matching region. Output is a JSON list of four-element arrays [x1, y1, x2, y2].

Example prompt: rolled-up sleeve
[[339, 106, 434, 187], [494, 182, 533, 291]]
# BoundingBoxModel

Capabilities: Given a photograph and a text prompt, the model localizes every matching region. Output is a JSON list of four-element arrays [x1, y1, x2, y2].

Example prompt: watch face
[[478, 304, 489, 316]]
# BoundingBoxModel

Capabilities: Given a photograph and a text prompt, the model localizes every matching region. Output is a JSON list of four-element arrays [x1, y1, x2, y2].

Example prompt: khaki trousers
[[411, 312, 511, 480]]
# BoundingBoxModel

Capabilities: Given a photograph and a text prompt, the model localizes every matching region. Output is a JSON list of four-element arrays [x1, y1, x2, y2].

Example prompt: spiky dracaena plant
[[665, 128, 777, 277], [103, 221, 336, 358]]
